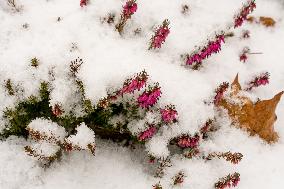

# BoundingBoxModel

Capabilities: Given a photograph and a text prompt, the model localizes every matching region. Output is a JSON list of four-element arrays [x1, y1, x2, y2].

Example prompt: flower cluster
[[80, 0, 88, 7], [116, 0, 137, 34], [137, 83, 162, 108], [123, 0, 137, 18], [177, 134, 200, 148], [173, 171, 185, 185], [185, 34, 225, 69], [214, 173, 240, 189], [149, 19, 170, 50], [239, 47, 250, 63], [200, 119, 214, 139], [206, 152, 243, 164], [214, 82, 229, 105], [246, 72, 270, 91], [138, 126, 157, 141], [121, 70, 148, 94], [234, 0, 256, 28], [52, 104, 63, 117], [160, 105, 178, 124]]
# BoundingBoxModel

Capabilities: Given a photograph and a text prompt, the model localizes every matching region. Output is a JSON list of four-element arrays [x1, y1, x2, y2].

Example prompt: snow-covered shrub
[[116, 0, 138, 34], [0, 59, 243, 187], [25, 118, 95, 165]]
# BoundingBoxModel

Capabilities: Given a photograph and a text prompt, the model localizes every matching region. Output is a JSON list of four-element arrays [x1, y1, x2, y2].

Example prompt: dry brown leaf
[[217, 75, 283, 143], [246, 16, 276, 27], [259, 16, 276, 27]]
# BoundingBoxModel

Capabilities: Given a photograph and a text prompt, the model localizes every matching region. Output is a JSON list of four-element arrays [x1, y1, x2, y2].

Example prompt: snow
[[28, 140, 61, 158], [0, 0, 284, 188], [65, 122, 95, 150], [27, 118, 67, 143]]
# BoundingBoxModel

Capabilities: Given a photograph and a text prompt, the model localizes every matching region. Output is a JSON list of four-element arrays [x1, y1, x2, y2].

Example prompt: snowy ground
[[0, 0, 284, 188]]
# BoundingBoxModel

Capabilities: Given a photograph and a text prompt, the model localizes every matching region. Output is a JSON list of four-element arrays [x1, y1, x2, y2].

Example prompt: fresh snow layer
[[0, 0, 284, 188], [65, 123, 95, 149], [27, 118, 67, 143]]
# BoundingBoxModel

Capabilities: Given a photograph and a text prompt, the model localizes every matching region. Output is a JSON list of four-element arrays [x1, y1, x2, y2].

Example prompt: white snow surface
[[27, 118, 67, 143], [65, 123, 95, 149], [0, 0, 284, 188], [29, 140, 61, 158]]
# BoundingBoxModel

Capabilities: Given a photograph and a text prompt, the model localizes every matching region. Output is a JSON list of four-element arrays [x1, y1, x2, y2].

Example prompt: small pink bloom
[[123, 1, 137, 18], [138, 85, 161, 108], [80, 0, 87, 7], [185, 34, 225, 68], [234, 0, 256, 28], [52, 104, 63, 117], [214, 82, 229, 105], [121, 71, 148, 94], [177, 135, 199, 148], [138, 126, 157, 141], [149, 20, 170, 49], [246, 72, 270, 90], [239, 53, 248, 62], [160, 106, 178, 123]]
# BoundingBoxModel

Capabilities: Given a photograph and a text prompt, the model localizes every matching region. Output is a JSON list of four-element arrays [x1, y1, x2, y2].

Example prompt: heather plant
[[214, 172, 240, 189], [116, 0, 138, 34], [245, 72, 270, 91], [0, 58, 243, 188], [80, 0, 88, 7], [183, 0, 256, 70], [148, 19, 170, 50], [234, 0, 256, 28], [185, 33, 225, 69], [0, 1, 260, 188]]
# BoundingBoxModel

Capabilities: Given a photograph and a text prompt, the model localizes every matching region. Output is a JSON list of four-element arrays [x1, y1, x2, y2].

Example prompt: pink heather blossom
[[186, 34, 225, 68], [215, 173, 240, 189], [160, 106, 178, 123], [214, 82, 229, 105], [239, 53, 248, 62], [177, 135, 200, 148], [149, 20, 170, 49], [246, 72, 270, 90], [123, 0, 137, 18], [138, 85, 161, 108], [138, 126, 157, 141], [234, 0, 256, 28], [52, 104, 63, 117], [80, 0, 87, 7], [121, 71, 148, 94]]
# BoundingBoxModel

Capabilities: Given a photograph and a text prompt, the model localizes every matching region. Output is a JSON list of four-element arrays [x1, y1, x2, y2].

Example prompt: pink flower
[[246, 72, 270, 90], [239, 53, 248, 62], [123, 0, 137, 18], [138, 126, 157, 141], [214, 82, 229, 105], [52, 104, 63, 117], [121, 71, 148, 94], [138, 85, 161, 108], [149, 20, 170, 49], [160, 106, 178, 123], [234, 0, 256, 28], [177, 135, 200, 148], [80, 0, 87, 7], [231, 176, 240, 187], [185, 34, 225, 68]]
